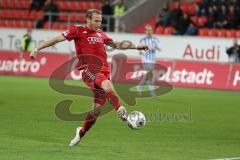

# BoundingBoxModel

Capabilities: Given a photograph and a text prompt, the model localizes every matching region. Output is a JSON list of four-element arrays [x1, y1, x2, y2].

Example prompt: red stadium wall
[[0, 50, 70, 78], [0, 50, 240, 91]]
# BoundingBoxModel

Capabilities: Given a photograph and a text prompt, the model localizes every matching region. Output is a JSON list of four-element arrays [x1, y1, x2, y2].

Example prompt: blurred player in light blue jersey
[[136, 24, 161, 97]]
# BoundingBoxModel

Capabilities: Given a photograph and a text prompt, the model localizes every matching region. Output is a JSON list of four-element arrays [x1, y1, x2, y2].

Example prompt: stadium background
[[0, 0, 240, 160]]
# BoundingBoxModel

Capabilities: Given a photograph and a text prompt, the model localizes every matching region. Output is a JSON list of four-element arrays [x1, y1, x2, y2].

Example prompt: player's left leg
[[69, 103, 102, 147], [94, 75, 127, 122], [137, 63, 156, 95], [145, 63, 156, 97]]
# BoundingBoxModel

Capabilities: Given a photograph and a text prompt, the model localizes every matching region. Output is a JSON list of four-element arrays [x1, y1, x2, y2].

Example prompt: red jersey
[[62, 25, 113, 73]]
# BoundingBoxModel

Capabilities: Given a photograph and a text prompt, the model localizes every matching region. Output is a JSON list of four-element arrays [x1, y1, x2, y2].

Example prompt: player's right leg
[[136, 62, 150, 94], [147, 66, 157, 97], [69, 103, 101, 147]]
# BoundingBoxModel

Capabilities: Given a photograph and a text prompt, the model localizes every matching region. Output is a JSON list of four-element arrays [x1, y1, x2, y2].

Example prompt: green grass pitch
[[0, 75, 240, 160]]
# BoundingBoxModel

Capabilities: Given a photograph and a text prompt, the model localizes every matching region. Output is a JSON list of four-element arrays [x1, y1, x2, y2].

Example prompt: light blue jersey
[[139, 36, 160, 63]]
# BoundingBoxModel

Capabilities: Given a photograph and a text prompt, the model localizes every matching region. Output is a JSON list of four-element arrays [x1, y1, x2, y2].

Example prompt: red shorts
[[82, 68, 110, 105]]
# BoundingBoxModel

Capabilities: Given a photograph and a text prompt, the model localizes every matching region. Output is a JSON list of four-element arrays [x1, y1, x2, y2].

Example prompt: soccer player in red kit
[[30, 9, 148, 146]]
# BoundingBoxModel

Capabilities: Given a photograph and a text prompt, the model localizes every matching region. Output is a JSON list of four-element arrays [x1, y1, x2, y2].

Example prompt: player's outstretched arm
[[107, 41, 148, 51], [30, 34, 66, 60]]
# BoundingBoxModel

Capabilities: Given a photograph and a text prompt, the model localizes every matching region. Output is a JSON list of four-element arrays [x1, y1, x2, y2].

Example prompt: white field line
[[211, 157, 240, 160]]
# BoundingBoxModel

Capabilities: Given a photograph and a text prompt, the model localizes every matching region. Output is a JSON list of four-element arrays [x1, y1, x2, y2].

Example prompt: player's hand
[[30, 48, 38, 60], [136, 44, 149, 51]]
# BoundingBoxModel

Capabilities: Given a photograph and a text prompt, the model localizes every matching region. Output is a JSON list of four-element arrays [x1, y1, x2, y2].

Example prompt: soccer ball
[[127, 111, 146, 129]]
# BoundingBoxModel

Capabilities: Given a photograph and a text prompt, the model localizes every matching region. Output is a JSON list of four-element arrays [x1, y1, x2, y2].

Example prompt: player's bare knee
[[91, 104, 101, 117], [101, 80, 113, 91], [92, 109, 101, 117]]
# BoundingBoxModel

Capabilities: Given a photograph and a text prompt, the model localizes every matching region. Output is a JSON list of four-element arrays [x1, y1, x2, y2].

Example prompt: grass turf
[[0, 75, 240, 160]]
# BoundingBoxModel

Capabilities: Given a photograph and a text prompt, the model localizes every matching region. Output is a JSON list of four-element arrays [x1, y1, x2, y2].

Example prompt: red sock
[[80, 113, 97, 137], [105, 89, 121, 110]]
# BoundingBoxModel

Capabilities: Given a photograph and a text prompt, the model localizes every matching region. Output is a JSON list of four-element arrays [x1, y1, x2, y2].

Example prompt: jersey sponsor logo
[[87, 37, 103, 44]]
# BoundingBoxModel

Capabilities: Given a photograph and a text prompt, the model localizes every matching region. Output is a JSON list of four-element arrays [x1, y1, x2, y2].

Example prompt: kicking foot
[[117, 106, 127, 122], [69, 127, 82, 147]]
